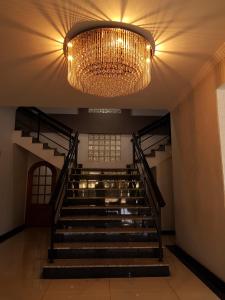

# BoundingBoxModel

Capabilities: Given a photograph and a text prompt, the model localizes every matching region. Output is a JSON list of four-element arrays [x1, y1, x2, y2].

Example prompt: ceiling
[[0, 0, 225, 110]]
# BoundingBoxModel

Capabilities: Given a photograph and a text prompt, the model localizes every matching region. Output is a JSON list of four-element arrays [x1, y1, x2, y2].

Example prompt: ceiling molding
[[176, 42, 225, 108]]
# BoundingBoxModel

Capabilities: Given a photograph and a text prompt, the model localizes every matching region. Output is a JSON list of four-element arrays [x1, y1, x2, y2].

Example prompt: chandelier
[[65, 23, 154, 97]]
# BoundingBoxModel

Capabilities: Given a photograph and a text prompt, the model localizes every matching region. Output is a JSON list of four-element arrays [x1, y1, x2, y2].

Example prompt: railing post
[[131, 138, 136, 168], [158, 208, 163, 261], [74, 139, 79, 169], [49, 203, 55, 263], [37, 112, 40, 142]]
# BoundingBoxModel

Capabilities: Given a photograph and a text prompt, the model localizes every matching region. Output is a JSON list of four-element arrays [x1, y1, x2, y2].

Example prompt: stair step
[[70, 174, 140, 180], [61, 205, 150, 216], [53, 242, 159, 249], [62, 205, 149, 210], [65, 197, 146, 206], [49, 242, 161, 259], [43, 258, 170, 278], [59, 215, 152, 221], [66, 196, 145, 200], [56, 227, 157, 234], [67, 188, 145, 191], [69, 180, 142, 184], [72, 168, 138, 172], [55, 227, 158, 242], [58, 215, 153, 227]]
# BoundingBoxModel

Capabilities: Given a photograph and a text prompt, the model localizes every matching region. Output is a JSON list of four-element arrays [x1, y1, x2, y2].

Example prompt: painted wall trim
[[0, 224, 25, 243], [167, 245, 225, 299]]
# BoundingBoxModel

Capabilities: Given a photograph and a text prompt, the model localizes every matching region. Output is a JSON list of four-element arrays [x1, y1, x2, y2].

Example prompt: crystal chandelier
[[65, 23, 154, 97]]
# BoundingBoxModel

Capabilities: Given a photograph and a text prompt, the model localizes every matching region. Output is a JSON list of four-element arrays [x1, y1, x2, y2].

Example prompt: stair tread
[[70, 174, 140, 177], [67, 196, 145, 200], [67, 188, 144, 191], [69, 180, 142, 184], [59, 215, 151, 221], [53, 242, 159, 249], [44, 258, 168, 268], [62, 205, 149, 210], [73, 168, 138, 172], [56, 227, 156, 234]]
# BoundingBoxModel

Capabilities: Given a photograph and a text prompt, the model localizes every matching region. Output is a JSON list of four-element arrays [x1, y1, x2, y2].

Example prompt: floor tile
[[0, 228, 220, 300]]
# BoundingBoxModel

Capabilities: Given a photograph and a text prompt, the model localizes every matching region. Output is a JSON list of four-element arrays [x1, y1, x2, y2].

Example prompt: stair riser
[[43, 265, 170, 279], [67, 191, 144, 198], [48, 248, 160, 259], [61, 208, 150, 216], [54, 232, 158, 243], [64, 199, 146, 206], [70, 175, 141, 180], [57, 220, 154, 227]]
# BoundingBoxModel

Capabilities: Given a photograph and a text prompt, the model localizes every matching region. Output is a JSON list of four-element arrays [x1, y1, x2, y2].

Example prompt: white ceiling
[[0, 0, 225, 110]]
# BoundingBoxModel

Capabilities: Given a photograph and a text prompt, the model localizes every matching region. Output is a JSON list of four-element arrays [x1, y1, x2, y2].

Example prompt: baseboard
[[162, 230, 176, 235], [167, 245, 225, 299], [0, 224, 25, 243]]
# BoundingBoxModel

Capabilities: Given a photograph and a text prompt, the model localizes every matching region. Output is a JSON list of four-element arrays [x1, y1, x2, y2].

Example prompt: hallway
[[0, 229, 218, 300]]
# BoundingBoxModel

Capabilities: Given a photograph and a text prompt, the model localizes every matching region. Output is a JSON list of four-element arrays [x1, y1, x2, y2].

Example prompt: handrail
[[132, 133, 166, 208], [132, 133, 165, 261], [138, 113, 170, 137], [15, 107, 74, 155], [142, 135, 170, 154], [17, 107, 72, 138], [49, 132, 79, 262]]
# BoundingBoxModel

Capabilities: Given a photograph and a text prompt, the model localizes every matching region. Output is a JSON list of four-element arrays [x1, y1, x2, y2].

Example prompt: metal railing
[[132, 133, 165, 260], [138, 113, 171, 156], [15, 107, 73, 155], [49, 132, 79, 261]]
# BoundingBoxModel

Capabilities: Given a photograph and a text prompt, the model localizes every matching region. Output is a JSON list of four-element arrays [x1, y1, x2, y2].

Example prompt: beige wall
[[171, 56, 225, 281], [0, 108, 28, 235]]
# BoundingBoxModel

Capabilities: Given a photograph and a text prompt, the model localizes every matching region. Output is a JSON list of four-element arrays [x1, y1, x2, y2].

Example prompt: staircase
[[13, 107, 73, 169], [14, 107, 170, 278], [43, 166, 170, 278], [12, 130, 65, 169]]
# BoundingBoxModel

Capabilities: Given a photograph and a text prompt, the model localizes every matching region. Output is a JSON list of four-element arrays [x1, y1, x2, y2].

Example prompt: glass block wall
[[88, 134, 121, 162]]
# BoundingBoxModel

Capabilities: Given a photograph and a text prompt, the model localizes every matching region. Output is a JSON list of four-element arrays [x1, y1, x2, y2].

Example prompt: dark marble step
[[71, 168, 138, 173], [64, 196, 146, 206], [57, 215, 154, 227], [48, 242, 161, 259], [43, 258, 170, 279], [54, 227, 158, 243], [70, 174, 141, 180], [60, 205, 150, 216]]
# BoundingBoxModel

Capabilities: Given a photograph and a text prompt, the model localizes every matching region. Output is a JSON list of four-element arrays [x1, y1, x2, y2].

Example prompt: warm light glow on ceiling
[[66, 26, 154, 97]]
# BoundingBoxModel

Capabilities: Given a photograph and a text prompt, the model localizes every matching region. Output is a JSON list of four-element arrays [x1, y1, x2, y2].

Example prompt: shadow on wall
[[0, 0, 223, 90]]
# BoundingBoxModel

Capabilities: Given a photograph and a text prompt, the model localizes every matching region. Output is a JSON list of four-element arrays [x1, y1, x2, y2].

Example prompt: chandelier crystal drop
[[66, 27, 153, 97]]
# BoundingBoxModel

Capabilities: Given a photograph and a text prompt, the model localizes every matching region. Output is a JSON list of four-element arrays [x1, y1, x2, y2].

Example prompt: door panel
[[26, 161, 57, 226]]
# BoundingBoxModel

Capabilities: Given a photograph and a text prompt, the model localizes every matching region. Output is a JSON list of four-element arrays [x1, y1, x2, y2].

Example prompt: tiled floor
[[0, 228, 219, 300]]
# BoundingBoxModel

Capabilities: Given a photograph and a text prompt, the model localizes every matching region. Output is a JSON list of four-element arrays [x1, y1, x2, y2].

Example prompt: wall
[[0, 108, 28, 235], [78, 134, 133, 168], [50, 109, 167, 134], [171, 53, 225, 281]]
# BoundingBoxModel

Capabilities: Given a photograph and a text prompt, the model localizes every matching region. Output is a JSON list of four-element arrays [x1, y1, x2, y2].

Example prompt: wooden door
[[26, 161, 57, 226]]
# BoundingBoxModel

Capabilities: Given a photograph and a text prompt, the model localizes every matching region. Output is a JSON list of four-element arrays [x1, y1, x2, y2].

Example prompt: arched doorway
[[26, 161, 57, 226]]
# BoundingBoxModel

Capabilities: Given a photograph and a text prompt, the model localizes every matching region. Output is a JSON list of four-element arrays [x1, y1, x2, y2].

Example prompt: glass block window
[[88, 134, 121, 162]]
